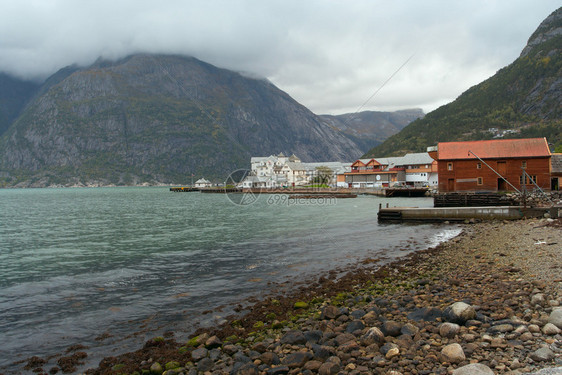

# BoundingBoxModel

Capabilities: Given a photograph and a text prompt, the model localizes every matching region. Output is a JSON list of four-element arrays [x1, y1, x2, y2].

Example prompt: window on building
[[520, 175, 537, 185], [447, 163, 453, 171], [477, 177, 483, 185], [521, 160, 527, 169], [477, 162, 482, 169]]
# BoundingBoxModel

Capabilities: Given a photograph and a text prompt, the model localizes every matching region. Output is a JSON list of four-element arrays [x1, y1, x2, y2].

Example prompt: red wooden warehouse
[[436, 138, 552, 193]]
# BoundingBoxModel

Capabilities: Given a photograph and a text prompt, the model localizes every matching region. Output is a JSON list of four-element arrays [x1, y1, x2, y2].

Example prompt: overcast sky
[[0, 1, 559, 115]]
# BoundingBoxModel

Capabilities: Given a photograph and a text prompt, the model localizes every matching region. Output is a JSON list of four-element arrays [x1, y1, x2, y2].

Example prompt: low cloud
[[0, 0, 558, 114]]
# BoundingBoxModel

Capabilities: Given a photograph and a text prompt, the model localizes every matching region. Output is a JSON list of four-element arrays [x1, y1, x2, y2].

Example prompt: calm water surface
[[0, 187, 460, 373]]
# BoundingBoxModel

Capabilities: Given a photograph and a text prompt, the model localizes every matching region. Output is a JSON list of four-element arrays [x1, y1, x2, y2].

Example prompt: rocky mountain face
[[365, 7, 562, 158], [0, 73, 40, 137], [320, 109, 424, 152], [0, 54, 369, 187]]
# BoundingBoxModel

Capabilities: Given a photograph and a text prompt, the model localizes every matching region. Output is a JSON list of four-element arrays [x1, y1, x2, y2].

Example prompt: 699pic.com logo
[[224, 169, 262, 206]]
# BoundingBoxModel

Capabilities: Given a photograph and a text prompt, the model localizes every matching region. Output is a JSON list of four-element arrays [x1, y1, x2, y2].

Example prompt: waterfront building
[[435, 138, 551, 192], [247, 153, 349, 188], [194, 178, 212, 188], [344, 153, 437, 188]]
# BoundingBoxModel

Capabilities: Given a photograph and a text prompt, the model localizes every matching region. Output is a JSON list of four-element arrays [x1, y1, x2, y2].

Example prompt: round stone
[[441, 343, 466, 364]]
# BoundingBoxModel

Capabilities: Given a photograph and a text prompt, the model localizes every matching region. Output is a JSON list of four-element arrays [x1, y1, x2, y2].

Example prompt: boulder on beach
[[362, 327, 385, 345], [530, 347, 555, 362], [452, 363, 494, 375], [439, 322, 460, 338], [548, 307, 562, 329], [407, 306, 442, 321], [443, 302, 476, 324], [440, 343, 465, 364]]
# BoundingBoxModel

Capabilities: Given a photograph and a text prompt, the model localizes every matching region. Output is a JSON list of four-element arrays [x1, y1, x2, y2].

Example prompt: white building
[[246, 153, 349, 188], [194, 178, 212, 188]]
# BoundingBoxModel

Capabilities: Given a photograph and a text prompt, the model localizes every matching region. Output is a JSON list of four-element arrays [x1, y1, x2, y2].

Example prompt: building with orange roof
[[436, 138, 552, 192]]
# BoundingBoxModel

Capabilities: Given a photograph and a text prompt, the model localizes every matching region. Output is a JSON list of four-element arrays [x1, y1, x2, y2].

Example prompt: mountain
[[0, 73, 40, 137], [364, 7, 562, 158], [319, 109, 424, 153], [0, 54, 364, 187]]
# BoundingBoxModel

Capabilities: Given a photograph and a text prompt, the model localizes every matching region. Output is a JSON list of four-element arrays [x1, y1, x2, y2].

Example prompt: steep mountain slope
[[0, 73, 40, 137], [0, 54, 363, 186], [364, 7, 562, 158], [320, 109, 424, 153]]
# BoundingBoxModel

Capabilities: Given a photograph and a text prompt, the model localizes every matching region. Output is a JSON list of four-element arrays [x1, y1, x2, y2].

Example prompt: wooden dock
[[170, 187, 200, 192]]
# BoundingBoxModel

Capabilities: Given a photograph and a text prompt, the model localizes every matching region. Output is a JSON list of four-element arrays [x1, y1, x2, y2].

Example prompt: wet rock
[[321, 305, 341, 320], [233, 352, 252, 364], [439, 322, 460, 338], [380, 343, 399, 356], [350, 309, 366, 319], [266, 367, 289, 375], [260, 352, 280, 366], [407, 307, 442, 321], [304, 330, 323, 343], [542, 322, 561, 335], [346, 320, 365, 334], [452, 363, 494, 375], [381, 320, 402, 337], [441, 343, 465, 364], [150, 362, 163, 374], [282, 351, 313, 368], [362, 327, 385, 345], [362, 310, 379, 325], [489, 323, 514, 333], [443, 302, 476, 324], [318, 361, 340, 375], [197, 357, 214, 372], [400, 323, 419, 336], [280, 330, 306, 345], [334, 332, 355, 346], [232, 362, 259, 375], [303, 360, 323, 372], [205, 335, 222, 349], [223, 344, 239, 356], [530, 347, 555, 362], [311, 344, 333, 361], [191, 347, 208, 361]]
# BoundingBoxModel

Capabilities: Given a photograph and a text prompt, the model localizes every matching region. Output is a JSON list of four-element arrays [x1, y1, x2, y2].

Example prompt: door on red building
[[447, 179, 454, 191], [496, 161, 507, 191], [498, 178, 507, 191]]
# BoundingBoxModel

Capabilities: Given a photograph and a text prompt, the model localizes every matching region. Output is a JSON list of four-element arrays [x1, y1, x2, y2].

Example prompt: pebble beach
[[22, 218, 562, 375]]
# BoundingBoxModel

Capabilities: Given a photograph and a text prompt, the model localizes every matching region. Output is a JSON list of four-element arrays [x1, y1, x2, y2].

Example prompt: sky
[[0, 1, 559, 115]]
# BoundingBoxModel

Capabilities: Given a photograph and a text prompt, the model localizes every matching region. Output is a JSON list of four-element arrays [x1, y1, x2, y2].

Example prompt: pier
[[377, 205, 559, 223], [170, 187, 199, 192]]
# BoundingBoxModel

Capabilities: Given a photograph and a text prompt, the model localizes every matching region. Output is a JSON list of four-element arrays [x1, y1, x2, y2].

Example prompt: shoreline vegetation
[[21, 219, 562, 375]]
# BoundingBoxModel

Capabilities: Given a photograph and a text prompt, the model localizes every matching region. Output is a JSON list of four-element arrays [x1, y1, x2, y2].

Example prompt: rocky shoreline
[[23, 219, 562, 375]]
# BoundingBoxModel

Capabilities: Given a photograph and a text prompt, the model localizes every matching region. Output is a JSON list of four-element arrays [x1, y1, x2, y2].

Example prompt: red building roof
[[438, 138, 551, 160]]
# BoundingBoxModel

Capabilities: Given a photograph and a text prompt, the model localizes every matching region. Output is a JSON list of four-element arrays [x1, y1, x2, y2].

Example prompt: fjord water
[[0, 187, 459, 372]]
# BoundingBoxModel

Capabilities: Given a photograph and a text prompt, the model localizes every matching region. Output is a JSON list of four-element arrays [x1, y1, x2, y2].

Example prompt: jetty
[[362, 187, 429, 197], [377, 204, 561, 223], [169, 187, 241, 193], [170, 187, 199, 192]]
